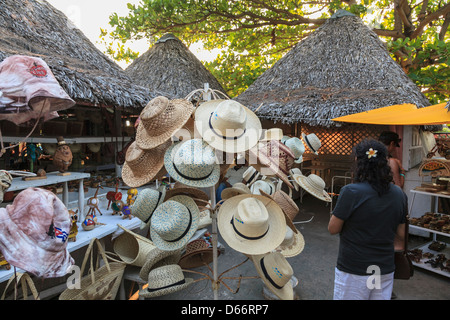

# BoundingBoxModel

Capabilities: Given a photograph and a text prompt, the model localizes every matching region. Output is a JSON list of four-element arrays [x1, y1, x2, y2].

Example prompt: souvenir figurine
[[68, 209, 79, 242], [53, 136, 73, 173], [122, 205, 132, 220], [111, 200, 124, 216], [81, 213, 96, 231], [106, 181, 122, 210], [127, 188, 138, 206], [87, 185, 103, 216]]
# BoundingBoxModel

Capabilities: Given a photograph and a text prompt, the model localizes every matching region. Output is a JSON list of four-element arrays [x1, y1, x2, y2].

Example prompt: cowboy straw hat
[[164, 139, 220, 188], [250, 179, 276, 196], [122, 139, 172, 188], [250, 251, 294, 300], [131, 186, 166, 229], [150, 195, 200, 251], [276, 225, 305, 258], [284, 137, 305, 164], [217, 194, 286, 255], [261, 128, 283, 141], [139, 264, 194, 299], [178, 239, 220, 269], [259, 190, 299, 234], [221, 182, 251, 200], [242, 166, 260, 186], [301, 133, 321, 155], [139, 247, 183, 281], [113, 225, 156, 267], [293, 173, 331, 202], [194, 99, 262, 153], [136, 96, 194, 150]]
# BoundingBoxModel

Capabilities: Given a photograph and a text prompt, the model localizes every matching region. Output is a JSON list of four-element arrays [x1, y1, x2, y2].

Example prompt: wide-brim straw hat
[[178, 239, 220, 269], [122, 139, 172, 188], [302, 133, 321, 155], [113, 225, 157, 267], [194, 99, 262, 153], [276, 226, 305, 258], [164, 139, 220, 188], [284, 137, 305, 164], [293, 173, 331, 202], [139, 264, 193, 298], [221, 182, 251, 200], [164, 182, 210, 204], [150, 195, 200, 251], [217, 194, 286, 255], [136, 96, 194, 150], [289, 168, 302, 191], [250, 251, 294, 300], [259, 190, 299, 234], [139, 247, 183, 281], [131, 186, 166, 229]]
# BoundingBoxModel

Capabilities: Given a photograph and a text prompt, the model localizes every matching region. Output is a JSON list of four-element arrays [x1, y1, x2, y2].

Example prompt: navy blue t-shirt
[[332, 182, 408, 275]]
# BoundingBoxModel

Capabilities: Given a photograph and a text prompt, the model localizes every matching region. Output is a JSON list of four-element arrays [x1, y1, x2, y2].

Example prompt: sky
[[45, 0, 219, 69]]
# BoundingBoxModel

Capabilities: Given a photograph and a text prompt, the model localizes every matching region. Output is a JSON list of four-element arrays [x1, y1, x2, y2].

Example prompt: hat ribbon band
[[209, 113, 246, 140], [166, 208, 192, 243], [146, 279, 186, 293], [245, 171, 258, 184], [230, 217, 269, 240], [143, 191, 163, 224], [260, 257, 283, 290], [173, 162, 213, 181], [304, 135, 317, 153]]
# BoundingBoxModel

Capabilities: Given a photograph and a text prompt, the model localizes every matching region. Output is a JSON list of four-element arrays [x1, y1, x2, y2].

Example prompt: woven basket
[[59, 238, 125, 300], [1, 273, 39, 300], [113, 225, 156, 267]]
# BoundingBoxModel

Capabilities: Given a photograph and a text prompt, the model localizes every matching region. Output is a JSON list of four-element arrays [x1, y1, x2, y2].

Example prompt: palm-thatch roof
[[125, 33, 227, 100], [235, 10, 431, 128], [0, 0, 163, 111]]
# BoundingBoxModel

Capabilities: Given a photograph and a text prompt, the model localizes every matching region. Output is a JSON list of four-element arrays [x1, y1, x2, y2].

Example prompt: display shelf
[[410, 224, 450, 238], [410, 188, 450, 199], [410, 242, 450, 278]]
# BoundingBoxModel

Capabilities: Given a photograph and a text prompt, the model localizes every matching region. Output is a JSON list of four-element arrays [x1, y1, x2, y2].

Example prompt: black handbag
[[394, 219, 414, 280]]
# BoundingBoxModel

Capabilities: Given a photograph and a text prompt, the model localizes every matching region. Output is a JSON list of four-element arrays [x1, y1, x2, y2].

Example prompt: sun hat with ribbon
[[122, 139, 172, 188], [250, 179, 276, 196], [164, 139, 220, 188], [293, 173, 331, 202], [242, 166, 260, 186], [261, 128, 283, 141], [284, 137, 305, 164], [139, 264, 194, 299], [194, 99, 262, 153], [301, 133, 321, 155], [276, 226, 305, 258], [131, 186, 166, 229], [150, 195, 200, 251], [250, 251, 294, 300], [136, 96, 194, 150], [217, 194, 286, 255], [259, 189, 299, 234], [139, 247, 183, 281], [221, 182, 251, 200], [178, 239, 220, 269]]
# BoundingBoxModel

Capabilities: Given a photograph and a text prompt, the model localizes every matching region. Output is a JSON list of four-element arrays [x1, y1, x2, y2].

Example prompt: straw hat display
[[194, 99, 262, 153], [164, 182, 210, 206], [283, 137, 305, 164], [242, 166, 260, 186], [131, 186, 166, 229], [259, 189, 299, 234], [178, 239, 220, 269], [217, 194, 286, 255], [139, 247, 183, 281], [293, 173, 331, 202], [122, 139, 172, 188], [221, 182, 251, 200], [113, 225, 157, 267], [164, 139, 220, 188], [302, 133, 321, 155], [261, 128, 283, 141], [139, 264, 194, 299], [250, 251, 294, 300], [136, 96, 194, 150], [250, 179, 276, 196], [276, 226, 305, 258]]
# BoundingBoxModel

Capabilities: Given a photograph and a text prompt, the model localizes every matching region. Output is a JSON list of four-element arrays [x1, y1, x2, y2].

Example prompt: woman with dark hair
[[328, 139, 408, 300]]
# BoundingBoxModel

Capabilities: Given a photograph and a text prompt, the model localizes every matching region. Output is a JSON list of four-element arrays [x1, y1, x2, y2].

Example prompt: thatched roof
[[235, 10, 431, 128], [125, 33, 227, 99], [0, 0, 163, 111]]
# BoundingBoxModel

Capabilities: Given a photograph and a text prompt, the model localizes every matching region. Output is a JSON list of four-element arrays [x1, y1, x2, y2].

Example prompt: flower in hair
[[366, 148, 377, 159]]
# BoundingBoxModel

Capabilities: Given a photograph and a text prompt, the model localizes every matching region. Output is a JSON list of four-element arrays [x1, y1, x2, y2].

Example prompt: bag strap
[[1, 272, 40, 300], [80, 238, 112, 285]]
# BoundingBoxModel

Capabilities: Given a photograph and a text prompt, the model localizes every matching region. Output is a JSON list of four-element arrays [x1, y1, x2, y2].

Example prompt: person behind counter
[[379, 131, 405, 188]]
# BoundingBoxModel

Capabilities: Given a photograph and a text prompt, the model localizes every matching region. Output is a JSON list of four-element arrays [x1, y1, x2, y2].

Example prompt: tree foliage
[[103, 0, 450, 102]]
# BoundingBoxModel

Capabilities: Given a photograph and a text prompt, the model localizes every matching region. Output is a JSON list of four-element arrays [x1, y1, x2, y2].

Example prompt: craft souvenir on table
[[86, 185, 103, 216], [68, 209, 79, 242], [126, 188, 138, 206], [260, 189, 299, 234], [260, 128, 283, 141], [139, 247, 183, 282], [150, 195, 200, 251], [283, 137, 305, 164], [0, 187, 74, 278], [242, 166, 260, 186], [292, 173, 332, 202], [250, 179, 276, 196], [106, 182, 122, 210], [121, 205, 132, 220], [217, 194, 286, 255], [111, 200, 124, 216], [53, 136, 73, 173], [131, 186, 166, 230], [194, 99, 262, 153], [135, 96, 194, 150], [221, 182, 251, 200], [301, 133, 321, 155], [122, 139, 172, 188], [164, 138, 220, 188], [81, 213, 96, 231], [250, 251, 294, 300], [276, 226, 305, 258]]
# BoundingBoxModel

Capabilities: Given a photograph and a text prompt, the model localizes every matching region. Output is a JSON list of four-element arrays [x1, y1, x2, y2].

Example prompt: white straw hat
[[131, 186, 166, 229], [284, 137, 305, 164], [250, 179, 275, 196], [242, 166, 260, 186], [150, 195, 200, 251], [293, 173, 331, 202], [301, 133, 321, 155], [250, 251, 294, 300], [194, 99, 262, 153], [289, 168, 302, 191], [221, 182, 251, 200], [261, 128, 283, 141], [139, 264, 193, 298], [139, 248, 183, 281], [164, 139, 220, 188], [217, 195, 286, 255], [276, 226, 305, 258]]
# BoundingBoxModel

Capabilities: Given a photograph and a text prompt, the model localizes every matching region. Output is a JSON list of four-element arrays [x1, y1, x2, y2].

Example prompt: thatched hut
[[125, 33, 227, 101]]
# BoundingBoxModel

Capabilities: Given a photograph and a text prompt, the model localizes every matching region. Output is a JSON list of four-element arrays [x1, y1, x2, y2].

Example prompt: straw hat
[[251, 251, 294, 300], [139, 264, 193, 299], [131, 186, 166, 229], [164, 182, 209, 204], [198, 209, 213, 229], [87, 143, 101, 153], [284, 137, 305, 164], [139, 247, 183, 281], [164, 139, 220, 188], [242, 166, 260, 186], [217, 194, 286, 255], [301, 133, 321, 155], [259, 190, 299, 234], [194, 99, 262, 153], [261, 128, 283, 141], [293, 173, 331, 202], [250, 179, 276, 196], [122, 139, 172, 188], [277, 226, 305, 258], [136, 96, 194, 150], [289, 168, 302, 191], [178, 239, 220, 269], [150, 195, 200, 251], [113, 225, 156, 267], [221, 182, 251, 200]]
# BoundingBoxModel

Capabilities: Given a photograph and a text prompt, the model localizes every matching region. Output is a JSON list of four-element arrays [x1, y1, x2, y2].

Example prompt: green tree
[[104, 0, 450, 102]]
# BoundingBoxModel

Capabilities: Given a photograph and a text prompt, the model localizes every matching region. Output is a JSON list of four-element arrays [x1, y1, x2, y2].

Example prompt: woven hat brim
[[139, 248, 183, 281], [139, 277, 194, 298], [194, 99, 262, 153], [132, 186, 166, 229], [164, 142, 220, 188], [294, 174, 331, 202], [221, 186, 251, 200], [178, 248, 220, 269], [136, 99, 194, 150], [259, 190, 297, 234], [164, 186, 210, 202], [217, 194, 286, 255], [250, 255, 294, 300], [277, 229, 305, 258]]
